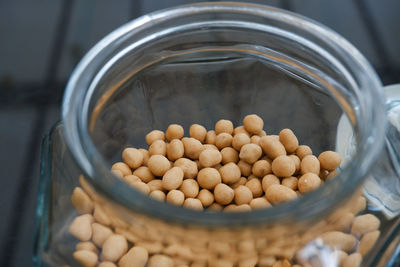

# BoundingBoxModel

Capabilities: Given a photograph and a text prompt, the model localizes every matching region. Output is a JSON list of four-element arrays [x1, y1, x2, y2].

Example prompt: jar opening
[[62, 2, 385, 226]]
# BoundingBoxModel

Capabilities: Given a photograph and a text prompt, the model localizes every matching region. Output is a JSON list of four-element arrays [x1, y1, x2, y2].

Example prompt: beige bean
[[122, 148, 143, 169], [252, 160, 272, 178], [166, 190, 185, 206], [219, 162, 241, 184], [166, 124, 184, 141], [132, 166, 155, 183], [166, 139, 184, 161], [180, 179, 199, 198], [319, 231, 357, 252], [245, 178, 263, 198], [183, 198, 203, 211], [231, 177, 248, 189], [232, 133, 251, 151], [111, 169, 123, 178], [234, 125, 250, 136], [98, 262, 117, 267], [76, 241, 98, 254], [69, 214, 94, 241], [262, 174, 280, 192], [239, 143, 262, 164], [208, 258, 234, 267], [149, 139, 167, 156], [145, 130, 165, 145], [138, 149, 149, 166], [318, 151, 342, 171], [215, 133, 233, 149], [174, 158, 198, 179], [203, 144, 218, 151], [358, 230, 380, 256], [135, 241, 163, 254], [288, 154, 301, 173], [148, 155, 171, 176], [342, 253, 362, 267], [73, 250, 98, 267], [93, 204, 111, 226], [301, 155, 320, 175], [199, 149, 222, 167], [101, 234, 128, 262], [215, 119, 234, 135], [238, 160, 252, 176], [149, 190, 166, 201], [92, 223, 113, 247], [182, 137, 204, 159], [351, 196, 367, 214], [123, 174, 141, 186], [234, 185, 253, 205], [208, 203, 223, 211], [147, 179, 163, 192], [259, 136, 286, 159], [271, 155, 295, 177], [189, 124, 207, 142], [130, 181, 150, 194], [296, 145, 312, 160], [148, 254, 174, 267], [332, 250, 348, 266], [71, 187, 94, 214], [238, 256, 258, 267], [265, 184, 297, 204], [119, 246, 149, 267], [221, 147, 239, 164], [258, 256, 276, 267], [228, 204, 251, 212], [250, 197, 271, 209], [205, 130, 217, 145], [162, 167, 184, 190], [197, 168, 221, 189], [281, 176, 298, 190], [250, 135, 261, 145], [279, 129, 299, 153], [243, 114, 264, 134], [351, 214, 380, 237], [111, 162, 131, 176], [214, 183, 234, 205], [197, 189, 214, 207], [298, 173, 321, 193]]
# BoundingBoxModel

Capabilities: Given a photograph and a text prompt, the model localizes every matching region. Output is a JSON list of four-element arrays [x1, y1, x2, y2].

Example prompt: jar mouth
[[62, 2, 386, 227]]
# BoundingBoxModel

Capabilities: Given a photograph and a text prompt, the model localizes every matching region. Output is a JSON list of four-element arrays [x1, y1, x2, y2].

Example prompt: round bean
[[265, 184, 297, 204], [249, 197, 271, 209], [166, 190, 185, 206], [214, 183, 234, 205], [119, 246, 148, 267], [174, 158, 198, 179], [182, 137, 204, 159], [239, 143, 262, 164], [262, 174, 280, 192], [238, 160, 252, 176], [245, 178, 263, 197], [197, 168, 221, 189], [73, 250, 98, 267], [101, 234, 128, 262], [199, 149, 222, 167], [215, 119, 234, 135], [232, 133, 251, 151], [122, 148, 143, 169], [271, 155, 296, 177], [149, 190, 166, 201], [180, 179, 199, 198], [221, 147, 239, 164], [351, 214, 380, 237], [166, 139, 184, 161], [296, 145, 312, 160], [69, 214, 94, 241], [197, 189, 214, 207], [234, 185, 253, 205], [243, 114, 264, 134], [148, 254, 174, 267], [215, 133, 233, 149], [111, 162, 131, 176], [205, 130, 217, 145], [92, 223, 113, 247], [183, 198, 203, 211], [318, 151, 342, 171], [148, 155, 171, 176], [300, 155, 320, 175], [219, 162, 241, 184], [133, 166, 155, 183], [165, 124, 184, 141], [298, 173, 321, 193], [190, 124, 207, 142], [279, 129, 299, 153], [259, 136, 286, 159], [71, 187, 94, 215], [162, 167, 184, 190], [145, 130, 165, 145]]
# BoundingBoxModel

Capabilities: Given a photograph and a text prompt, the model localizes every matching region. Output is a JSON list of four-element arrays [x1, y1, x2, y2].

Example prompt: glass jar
[[34, 2, 400, 267]]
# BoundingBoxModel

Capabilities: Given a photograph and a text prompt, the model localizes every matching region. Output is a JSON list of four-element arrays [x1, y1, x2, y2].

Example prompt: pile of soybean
[[110, 114, 342, 211]]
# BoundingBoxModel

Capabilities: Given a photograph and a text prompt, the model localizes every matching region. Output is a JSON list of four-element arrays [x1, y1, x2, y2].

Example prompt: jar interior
[[86, 23, 355, 165]]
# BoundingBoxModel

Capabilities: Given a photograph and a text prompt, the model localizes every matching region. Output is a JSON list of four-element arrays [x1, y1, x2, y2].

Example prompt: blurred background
[[0, 0, 399, 266]]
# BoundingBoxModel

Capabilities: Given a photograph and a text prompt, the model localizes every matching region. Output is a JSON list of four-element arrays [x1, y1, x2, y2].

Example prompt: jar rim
[[62, 2, 386, 227]]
